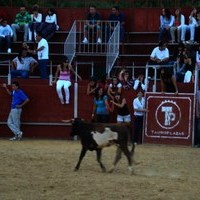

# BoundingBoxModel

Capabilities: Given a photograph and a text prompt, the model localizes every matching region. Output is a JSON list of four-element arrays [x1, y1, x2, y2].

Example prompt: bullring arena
[[1, 1, 200, 200], [0, 140, 200, 200]]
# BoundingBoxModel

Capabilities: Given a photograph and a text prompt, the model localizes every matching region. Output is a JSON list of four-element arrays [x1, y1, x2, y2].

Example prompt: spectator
[[0, 19, 13, 53], [2, 81, 29, 141], [133, 73, 148, 91], [133, 91, 148, 144], [11, 6, 31, 42], [98, 74, 108, 93], [175, 44, 189, 82], [118, 68, 134, 90], [52, 56, 82, 104], [110, 92, 131, 123], [37, 8, 59, 41], [82, 5, 102, 44], [148, 41, 170, 78], [33, 31, 49, 79], [28, 4, 42, 42], [87, 76, 99, 96], [159, 8, 174, 42], [160, 67, 178, 94], [181, 7, 197, 44], [170, 8, 185, 43], [92, 87, 112, 123], [11, 48, 38, 78], [108, 6, 125, 42], [107, 75, 122, 100]]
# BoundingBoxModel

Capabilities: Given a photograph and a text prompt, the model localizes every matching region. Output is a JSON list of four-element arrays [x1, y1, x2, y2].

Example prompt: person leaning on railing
[[148, 41, 170, 78]]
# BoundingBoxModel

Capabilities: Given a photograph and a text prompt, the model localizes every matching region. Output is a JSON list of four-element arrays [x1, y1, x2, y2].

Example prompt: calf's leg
[[108, 147, 122, 173], [96, 149, 106, 172], [74, 147, 87, 171], [121, 145, 133, 174]]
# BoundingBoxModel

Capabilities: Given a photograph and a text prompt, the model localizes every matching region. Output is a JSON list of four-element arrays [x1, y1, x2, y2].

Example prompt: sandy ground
[[0, 139, 200, 200]]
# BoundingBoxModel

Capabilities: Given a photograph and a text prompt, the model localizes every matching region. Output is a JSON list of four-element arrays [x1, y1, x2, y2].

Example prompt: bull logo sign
[[156, 100, 181, 129], [144, 95, 194, 143]]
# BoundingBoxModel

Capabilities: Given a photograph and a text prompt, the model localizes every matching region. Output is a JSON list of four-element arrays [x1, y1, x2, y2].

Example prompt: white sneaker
[[17, 131, 23, 140], [97, 38, 102, 44], [65, 100, 69, 104], [82, 37, 88, 44], [7, 48, 11, 53], [9, 136, 17, 141], [60, 99, 64, 104]]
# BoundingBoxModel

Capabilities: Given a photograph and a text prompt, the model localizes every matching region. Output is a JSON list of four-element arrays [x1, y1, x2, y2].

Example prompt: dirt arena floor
[[0, 139, 200, 200]]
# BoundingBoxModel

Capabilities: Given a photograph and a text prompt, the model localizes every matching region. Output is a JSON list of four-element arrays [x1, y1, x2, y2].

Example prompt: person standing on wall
[[33, 31, 49, 79], [2, 82, 29, 141], [133, 91, 148, 144]]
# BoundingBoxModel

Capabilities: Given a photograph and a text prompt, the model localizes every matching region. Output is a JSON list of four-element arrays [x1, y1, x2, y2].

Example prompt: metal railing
[[64, 21, 76, 64], [106, 21, 120, 76], [0, 60, 11, 85], [64, 20, 120, 74]]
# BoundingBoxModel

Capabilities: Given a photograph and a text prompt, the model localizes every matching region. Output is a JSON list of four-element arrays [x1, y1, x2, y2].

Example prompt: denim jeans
[[38, 59, 48, 79], [11, 70, 29, 79]]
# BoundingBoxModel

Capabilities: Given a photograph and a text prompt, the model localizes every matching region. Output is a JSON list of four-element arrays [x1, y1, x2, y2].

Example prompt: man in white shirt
[[34, 31, 49, 79], [0, 19, 13, 53], [148, 41, 170, 78], [133, 91, 148, 144]]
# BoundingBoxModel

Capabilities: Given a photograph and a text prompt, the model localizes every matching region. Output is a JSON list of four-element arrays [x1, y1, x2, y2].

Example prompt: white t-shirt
[[150, 47, 169, 60], [133, 97, 145, 116], [183, 70, 192, 83], [13, 56, 37, 71], [37, 38, 49, 60], [31, 13, 42, 23]]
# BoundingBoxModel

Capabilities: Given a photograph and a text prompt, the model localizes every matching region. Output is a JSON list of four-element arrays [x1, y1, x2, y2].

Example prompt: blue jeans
[[0, 35, 12, 52], [11, 70, 29, 79], [38, 59, 48, 79]]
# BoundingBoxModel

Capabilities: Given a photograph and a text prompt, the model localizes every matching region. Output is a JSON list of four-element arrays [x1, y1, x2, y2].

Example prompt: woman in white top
[[159, 8, 174, 42], [28, 5, 42, 41], [170, 8, 185, 43], [53, 56, 82, 104], [181, 7, 197, 44], [38, 8, 59, 41]]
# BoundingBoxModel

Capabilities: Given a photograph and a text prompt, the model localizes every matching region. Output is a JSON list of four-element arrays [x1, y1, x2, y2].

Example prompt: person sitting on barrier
[[52, 56, 82, 105], [82, 5, 102, 44], [0, 18, 13, 53], [148, 41, 170, 78], [118, 67, 134, 90], [87, 76, 99, 96], [107, 75, 122, 100], [11, 48, 38, 79], [107, 6, 125, 43], [160, 67, 178, 94]]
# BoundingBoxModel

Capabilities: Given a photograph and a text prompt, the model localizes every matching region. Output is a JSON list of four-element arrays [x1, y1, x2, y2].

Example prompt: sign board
[[144, 93, 195, 146]]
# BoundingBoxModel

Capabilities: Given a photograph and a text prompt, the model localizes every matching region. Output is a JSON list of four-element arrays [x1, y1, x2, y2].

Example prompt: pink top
[[59, 70, 71, 81]]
